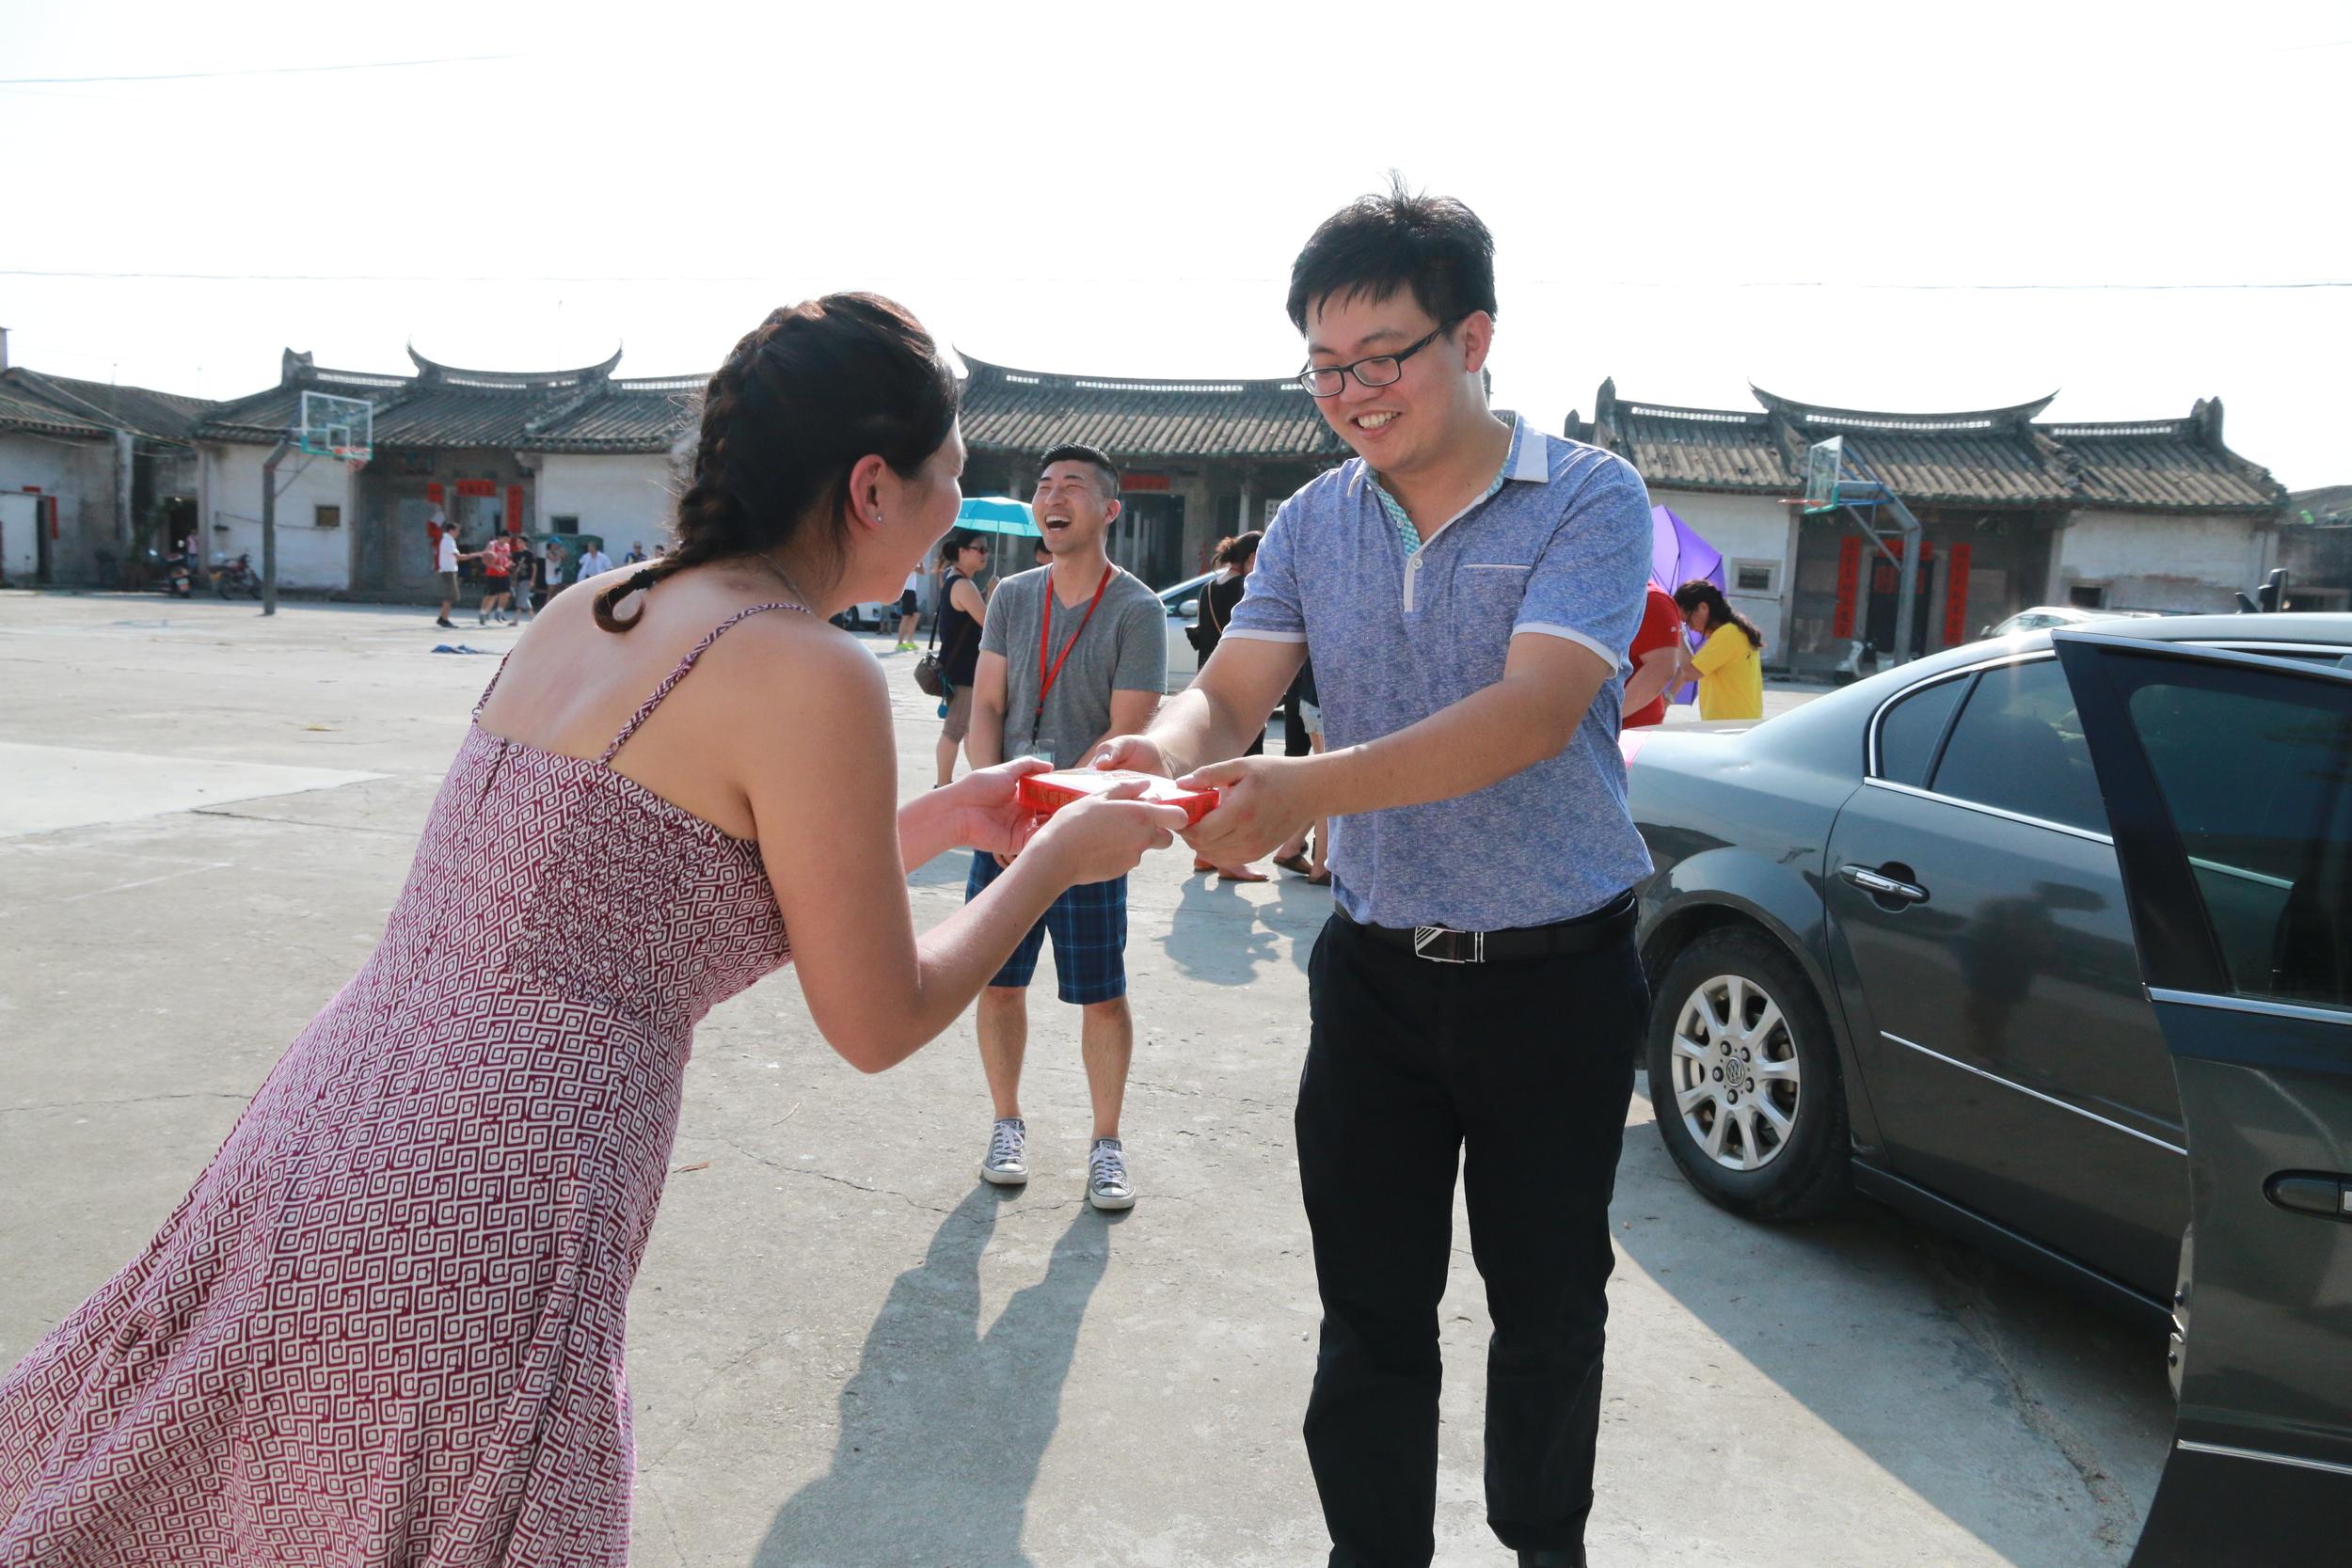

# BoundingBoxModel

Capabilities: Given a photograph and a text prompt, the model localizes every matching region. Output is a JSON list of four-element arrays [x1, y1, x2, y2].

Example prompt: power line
[[2, 267, 2348, 292], [0, 54, 519, 86]]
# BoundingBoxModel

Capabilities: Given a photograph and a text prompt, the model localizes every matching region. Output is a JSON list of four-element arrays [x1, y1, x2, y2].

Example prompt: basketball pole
[[261, 437, 290, 617]]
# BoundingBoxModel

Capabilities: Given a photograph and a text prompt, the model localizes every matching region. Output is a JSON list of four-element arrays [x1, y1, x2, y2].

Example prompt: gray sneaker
[[980, 1117, 1028, 1185], [1088, 1136, 1136, 1211]]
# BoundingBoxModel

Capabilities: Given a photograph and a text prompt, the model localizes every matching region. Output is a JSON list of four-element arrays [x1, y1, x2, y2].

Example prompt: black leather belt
[[1343, 889, 1637, 964]]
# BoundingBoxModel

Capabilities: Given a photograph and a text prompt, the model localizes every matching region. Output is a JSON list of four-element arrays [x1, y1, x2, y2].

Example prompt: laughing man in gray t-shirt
[[965, 443, 1167, 1212]]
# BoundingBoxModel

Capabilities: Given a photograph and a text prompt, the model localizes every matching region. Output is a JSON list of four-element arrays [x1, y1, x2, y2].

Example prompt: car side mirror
[[1176, 599, 1199, 619]]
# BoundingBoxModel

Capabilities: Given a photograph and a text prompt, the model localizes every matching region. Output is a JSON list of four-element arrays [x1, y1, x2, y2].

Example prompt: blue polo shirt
[[1225, 415, 1655, 930]]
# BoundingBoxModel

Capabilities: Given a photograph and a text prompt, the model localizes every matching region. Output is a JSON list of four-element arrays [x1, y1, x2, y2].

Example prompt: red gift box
[[1016, 769, 1221, 826]]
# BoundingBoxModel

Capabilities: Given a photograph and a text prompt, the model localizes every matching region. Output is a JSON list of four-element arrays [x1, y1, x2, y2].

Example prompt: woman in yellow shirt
[[1673, 579, 1765, 721]]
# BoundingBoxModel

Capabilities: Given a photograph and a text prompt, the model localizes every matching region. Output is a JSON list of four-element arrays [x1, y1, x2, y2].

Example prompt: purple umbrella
[[1650, 506, 1724, 706], [1650, 505, 1724, 595]]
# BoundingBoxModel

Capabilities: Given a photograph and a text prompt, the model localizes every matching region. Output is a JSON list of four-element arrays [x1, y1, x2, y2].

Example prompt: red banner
[[1833, 536, 1861, 639], [454, 479, 497, 498], [427, 482, 444, 505], [1120, 473, 1170, 492], [505, 486, 524, 533], [1944, 540, 1974, 646]]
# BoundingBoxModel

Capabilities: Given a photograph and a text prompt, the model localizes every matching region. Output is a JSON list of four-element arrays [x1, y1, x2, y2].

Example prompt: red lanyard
[[1032, 564, 1115, 736]]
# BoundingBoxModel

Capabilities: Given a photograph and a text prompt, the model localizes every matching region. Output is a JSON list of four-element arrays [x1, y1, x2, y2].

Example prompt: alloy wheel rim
[[1670, 973, 1803, 1171]]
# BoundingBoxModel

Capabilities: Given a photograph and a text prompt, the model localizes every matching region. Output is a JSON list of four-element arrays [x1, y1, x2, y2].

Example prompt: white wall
[[2057, 509, 2272, 613], [1648, 489, 1794, 647], [536, 453, 675, 554], [0, 430, 117, 581], [198, 441, 355, 591]]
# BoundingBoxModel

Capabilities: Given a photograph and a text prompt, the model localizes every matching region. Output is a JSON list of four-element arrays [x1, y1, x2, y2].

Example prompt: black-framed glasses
[[1295, 319, 1461, 397]]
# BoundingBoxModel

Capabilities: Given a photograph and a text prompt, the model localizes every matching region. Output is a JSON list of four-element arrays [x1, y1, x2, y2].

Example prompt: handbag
[[1186, 571, 1230, 655], [914, 571, 967, 698]]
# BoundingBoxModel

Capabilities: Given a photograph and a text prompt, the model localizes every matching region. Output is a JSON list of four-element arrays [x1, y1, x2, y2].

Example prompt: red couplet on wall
[[453, 480, 496, 498], [1833, 535, 1862, 639], [427, 482, 444, 505], [1944, 541, 1974, 646], [1120, 474, 1171, 492], [505, 486, 523, 533]]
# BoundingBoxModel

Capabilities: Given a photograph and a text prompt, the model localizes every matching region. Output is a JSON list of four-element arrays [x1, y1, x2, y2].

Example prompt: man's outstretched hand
[[1089, 735, 1173, 779], [1170, 754, 1311, 868]]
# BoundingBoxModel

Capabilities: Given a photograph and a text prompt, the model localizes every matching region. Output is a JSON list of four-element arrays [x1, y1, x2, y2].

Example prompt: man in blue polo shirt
[[1096, 181, 1653, 1568]]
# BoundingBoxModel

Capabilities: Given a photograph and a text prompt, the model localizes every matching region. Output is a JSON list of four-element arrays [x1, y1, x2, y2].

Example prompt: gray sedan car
[[1624, 612, 2352, 1329]]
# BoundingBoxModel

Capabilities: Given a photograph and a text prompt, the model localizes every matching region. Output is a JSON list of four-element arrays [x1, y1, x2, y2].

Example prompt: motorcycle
[[162, 546, 194, 599], [212, 553, 262, 599]]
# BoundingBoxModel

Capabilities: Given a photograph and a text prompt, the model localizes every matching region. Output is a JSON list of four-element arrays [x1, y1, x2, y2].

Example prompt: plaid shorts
[[964, 851, 1128, 1004]]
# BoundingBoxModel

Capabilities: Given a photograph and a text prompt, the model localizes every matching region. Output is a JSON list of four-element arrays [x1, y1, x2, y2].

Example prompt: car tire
[[1647, 927, 1851, 1221]]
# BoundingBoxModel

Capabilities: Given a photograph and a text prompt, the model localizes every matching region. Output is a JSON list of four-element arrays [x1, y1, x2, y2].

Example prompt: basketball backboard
[[1804, 436, 1843, 512], [298, 391, 373, 470]]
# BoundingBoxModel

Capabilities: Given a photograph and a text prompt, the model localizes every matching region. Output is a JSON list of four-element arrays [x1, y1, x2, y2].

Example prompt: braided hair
[[594, 293, 959, 632]]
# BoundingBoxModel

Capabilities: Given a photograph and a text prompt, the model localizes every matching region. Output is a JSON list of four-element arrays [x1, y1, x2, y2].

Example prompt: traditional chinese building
[[1571, 383, 2290, 675], [955, 354, 1348, 587], [0, 341, 208, 586], [194, 347, 701, 597]]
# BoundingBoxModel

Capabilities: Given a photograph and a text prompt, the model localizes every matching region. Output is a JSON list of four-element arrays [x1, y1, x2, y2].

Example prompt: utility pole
[[261, 438, 291, 617]]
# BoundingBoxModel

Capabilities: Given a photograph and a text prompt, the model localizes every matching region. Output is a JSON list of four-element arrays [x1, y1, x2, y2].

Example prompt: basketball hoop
[[298, 391, 373, 475]]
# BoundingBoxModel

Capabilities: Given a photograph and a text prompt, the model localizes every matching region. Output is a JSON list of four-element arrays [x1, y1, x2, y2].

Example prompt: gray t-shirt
[[980, 562, 1167, 768]]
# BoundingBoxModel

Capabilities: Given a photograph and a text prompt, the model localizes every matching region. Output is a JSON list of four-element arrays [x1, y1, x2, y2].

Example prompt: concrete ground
[[0, 592, 2173, 1566]]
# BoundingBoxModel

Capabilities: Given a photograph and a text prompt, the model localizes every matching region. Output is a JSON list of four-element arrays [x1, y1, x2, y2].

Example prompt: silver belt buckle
[[1412, 926, 1486, 963]]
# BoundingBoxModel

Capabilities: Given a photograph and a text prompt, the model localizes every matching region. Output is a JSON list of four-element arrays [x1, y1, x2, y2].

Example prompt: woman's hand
[[906, 756, 1055, 861], [1021, 784, 1188, 886]]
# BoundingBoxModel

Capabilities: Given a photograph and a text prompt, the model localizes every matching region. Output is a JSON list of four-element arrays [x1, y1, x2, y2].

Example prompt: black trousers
[[1297, 911, 1646, 1567]]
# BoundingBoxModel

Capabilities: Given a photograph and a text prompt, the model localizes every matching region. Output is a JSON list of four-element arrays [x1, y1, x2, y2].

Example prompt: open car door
[[2055, 629, 2352, 1567]]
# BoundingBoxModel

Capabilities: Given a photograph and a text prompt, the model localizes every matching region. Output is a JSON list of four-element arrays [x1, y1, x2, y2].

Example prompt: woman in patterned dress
[[0, 293, 1184, 1567]]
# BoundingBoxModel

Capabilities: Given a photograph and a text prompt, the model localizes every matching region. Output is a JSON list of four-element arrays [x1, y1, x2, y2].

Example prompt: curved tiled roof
[[196, 351, 701, 454], [1594, 383, 2283, 514], [957, 354, 1346, 461], [0, 368, 214, 443]]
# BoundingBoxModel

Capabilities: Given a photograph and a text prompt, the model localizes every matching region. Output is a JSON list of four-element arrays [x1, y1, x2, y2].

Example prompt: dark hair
[[1286, 172, 1497, 334], [1673, 579, 1764, 650], [938, 530, 987, 567], [594, 292, 958, 632], [1035, 442, 1120, 499], [1212, 531, 1263, 568]]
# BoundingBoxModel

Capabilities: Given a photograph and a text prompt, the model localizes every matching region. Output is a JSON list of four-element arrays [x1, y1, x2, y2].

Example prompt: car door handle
[[1839, 863, 1930, 904]]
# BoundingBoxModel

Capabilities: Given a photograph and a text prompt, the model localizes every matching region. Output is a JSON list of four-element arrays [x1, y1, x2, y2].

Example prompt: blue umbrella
[[957, 496, 1038, 536]]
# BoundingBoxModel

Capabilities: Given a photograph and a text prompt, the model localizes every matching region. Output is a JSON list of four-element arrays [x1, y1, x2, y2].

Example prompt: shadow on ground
[[1616, 1075, 2174, 1565], [751, 1184, 1120, 1568], [1155, 872, 1329, 985]]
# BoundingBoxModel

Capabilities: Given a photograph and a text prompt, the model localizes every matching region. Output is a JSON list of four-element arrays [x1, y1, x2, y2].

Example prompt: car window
[[1929, 657, 2109, 833], [1874, 674, 1970, 786], [2129, 675, 2352, 1009]]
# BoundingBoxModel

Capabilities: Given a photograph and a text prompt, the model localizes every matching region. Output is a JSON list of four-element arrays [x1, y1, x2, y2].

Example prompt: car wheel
[[1647, 927, 1851, 1220]]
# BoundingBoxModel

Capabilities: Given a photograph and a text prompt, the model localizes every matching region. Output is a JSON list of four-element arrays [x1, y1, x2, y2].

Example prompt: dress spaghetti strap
[[599, 601, 809, 765]]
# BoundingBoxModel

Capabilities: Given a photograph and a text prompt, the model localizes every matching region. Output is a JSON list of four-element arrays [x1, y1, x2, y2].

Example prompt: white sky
[[5, 0, 2347, 488]]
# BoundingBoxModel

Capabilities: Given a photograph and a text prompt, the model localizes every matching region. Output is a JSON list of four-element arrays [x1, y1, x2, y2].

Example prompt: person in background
[[541, 538, 570, 600], [478, 533, 515, 626], [895, 566, 924, 652], [1620, 583, 1690, 729], [1271, 654, 1329, 884], [964, 443, 1168, 1212], [1673, 579, 1764, 721], [430, 509, 459, 628], [624, 541, 647, 565], [1188, 531, 1272, 880], [932, 531, 991, 786], [511, 537, 538, 623], [578, 540, 615, 579]]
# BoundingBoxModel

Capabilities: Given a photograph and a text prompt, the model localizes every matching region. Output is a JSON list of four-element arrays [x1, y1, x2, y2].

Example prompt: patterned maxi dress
[[0, 605, 804, 1567]]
